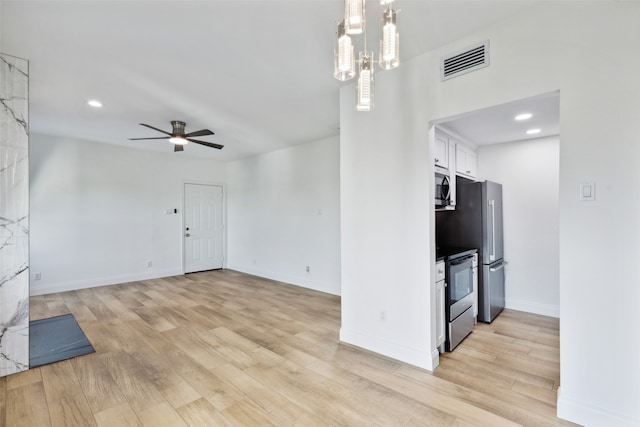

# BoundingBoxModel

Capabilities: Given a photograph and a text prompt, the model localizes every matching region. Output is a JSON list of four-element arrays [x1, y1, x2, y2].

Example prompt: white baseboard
[[557, 387, 640, 427], [227, 263, 340, 296], [29, 269, 183, 296], [339, 327, 435, 371], [431, 349, 440, 370], [505, 298, 559, 318]]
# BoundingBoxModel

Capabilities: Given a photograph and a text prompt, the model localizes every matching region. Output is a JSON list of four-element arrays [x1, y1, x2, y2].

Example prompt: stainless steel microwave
[[435, 171, 451, 208]]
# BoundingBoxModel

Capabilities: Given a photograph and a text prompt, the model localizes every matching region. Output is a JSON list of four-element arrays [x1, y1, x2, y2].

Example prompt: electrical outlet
[[305, 265, 310, 273], [34, 272, 41, 280], [380, 311, 386, 321], [146, 260, 152, 268]]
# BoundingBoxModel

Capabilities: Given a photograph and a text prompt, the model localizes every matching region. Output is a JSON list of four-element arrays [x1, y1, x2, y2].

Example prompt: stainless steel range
[[441, 248, 477, 351]]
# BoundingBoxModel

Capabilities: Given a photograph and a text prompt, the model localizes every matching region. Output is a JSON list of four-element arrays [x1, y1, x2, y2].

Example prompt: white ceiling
[[1, 0, 550, 161], [439, 91, 560, 146]]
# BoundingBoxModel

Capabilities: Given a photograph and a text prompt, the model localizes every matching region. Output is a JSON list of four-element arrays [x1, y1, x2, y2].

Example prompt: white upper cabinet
[[455, 143, 477, 179], [434, 129, 450, 170]]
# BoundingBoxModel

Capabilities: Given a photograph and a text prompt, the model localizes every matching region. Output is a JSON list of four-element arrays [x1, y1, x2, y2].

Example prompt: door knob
[[185, 233, 191, 237]]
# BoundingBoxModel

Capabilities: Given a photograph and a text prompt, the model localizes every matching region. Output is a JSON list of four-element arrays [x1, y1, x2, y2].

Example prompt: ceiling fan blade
[[139, 123, 172, 135], [184, 129, 214, 138], [174, 144, 184, 152], [129, 137, 170, 140], [188, 138, 224, 150]]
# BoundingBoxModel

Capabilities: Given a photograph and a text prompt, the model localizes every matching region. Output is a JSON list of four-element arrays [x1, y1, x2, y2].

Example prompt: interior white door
[[184, 184, 224, 273]]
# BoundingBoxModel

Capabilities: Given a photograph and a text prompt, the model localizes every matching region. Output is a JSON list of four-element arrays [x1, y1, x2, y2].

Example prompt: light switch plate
[[580, 182, 596, 201]]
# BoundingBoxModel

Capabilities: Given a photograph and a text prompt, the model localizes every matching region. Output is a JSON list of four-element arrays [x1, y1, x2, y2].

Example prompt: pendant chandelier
[[333, 0, 400, 111]]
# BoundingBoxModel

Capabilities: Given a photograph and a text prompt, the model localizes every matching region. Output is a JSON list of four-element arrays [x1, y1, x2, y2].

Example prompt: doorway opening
[[430, 90, 560, 359]]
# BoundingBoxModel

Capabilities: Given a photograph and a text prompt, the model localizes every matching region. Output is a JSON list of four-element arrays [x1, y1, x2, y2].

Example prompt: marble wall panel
[[0, 53, 29, 376]]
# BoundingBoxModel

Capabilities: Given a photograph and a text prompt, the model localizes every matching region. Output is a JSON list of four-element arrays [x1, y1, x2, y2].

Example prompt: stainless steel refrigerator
[[436, 178, 506, 323]]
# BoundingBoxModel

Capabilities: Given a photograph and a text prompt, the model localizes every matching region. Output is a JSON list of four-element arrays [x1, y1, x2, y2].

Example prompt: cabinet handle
[[466, 170, 471, 174], [435, 158, 439, 163]]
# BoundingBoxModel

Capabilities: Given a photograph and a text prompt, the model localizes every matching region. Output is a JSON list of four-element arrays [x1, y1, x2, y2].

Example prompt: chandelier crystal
[[379, 6, 399, 70], [344, 0, 365, 34], [334, 21, 356, 81], [333, 0, 400, 111], [356, 52, 374, 111]]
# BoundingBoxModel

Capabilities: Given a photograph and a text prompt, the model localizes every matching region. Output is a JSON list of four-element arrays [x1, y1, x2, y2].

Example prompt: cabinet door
[[434, 131, 449, 169], [436, 280, 446, 349], [455, 144, 477, 179], [466, 150, 477, 178]]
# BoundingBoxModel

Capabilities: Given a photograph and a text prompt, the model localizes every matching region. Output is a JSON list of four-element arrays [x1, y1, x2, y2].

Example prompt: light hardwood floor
[[1, 270, 578, 426]]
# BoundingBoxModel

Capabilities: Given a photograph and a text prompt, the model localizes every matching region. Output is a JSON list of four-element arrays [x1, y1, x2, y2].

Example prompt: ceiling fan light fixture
[[130, 122, 222, 151]]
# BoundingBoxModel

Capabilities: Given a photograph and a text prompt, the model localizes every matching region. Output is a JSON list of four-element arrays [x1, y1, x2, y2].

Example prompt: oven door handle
[[449, 255, 474, 266], [489, 261, 508, 272]]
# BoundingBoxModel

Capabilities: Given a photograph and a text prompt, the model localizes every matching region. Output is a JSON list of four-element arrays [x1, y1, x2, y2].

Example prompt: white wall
[[340, 58, 433, 369], [340, 3, 640, 426], [226, 136, 341, 295], [29, 134, 227, 295], [477, 136, 559, 317]]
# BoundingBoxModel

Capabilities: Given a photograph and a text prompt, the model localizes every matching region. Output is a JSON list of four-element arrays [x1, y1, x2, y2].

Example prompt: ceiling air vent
[[441, 40, 490, 81]]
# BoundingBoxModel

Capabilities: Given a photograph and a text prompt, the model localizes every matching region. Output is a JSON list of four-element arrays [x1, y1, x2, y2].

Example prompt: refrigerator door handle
[[489, 261, 508, 272], [489, 200, 496, 261]]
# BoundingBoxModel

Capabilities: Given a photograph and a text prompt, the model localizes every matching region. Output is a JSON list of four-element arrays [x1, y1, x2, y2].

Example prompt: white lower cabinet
[[436, 260, 446, 351]]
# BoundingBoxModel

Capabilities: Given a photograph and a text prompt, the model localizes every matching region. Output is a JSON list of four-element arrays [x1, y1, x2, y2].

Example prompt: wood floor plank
[[41, 360, 82, 403], [70, 353, 127, 414], [210, 362, 325, 425], [48, 392, 97, 427], [13, 270, 577, 427], [176, 398, 235, 427], [0, 376, 6, 427], [220, 398, 281, 427], [98, 351, 166, 414], [6, 382, 52, 427], [128, 306, 176, 332], [244, 360, 381, 425], [94, 402, 142, 427], [95, 293, 141, 322], [77, 321, 124, 354], [5, 366, 42, 390], [275, 343, 456, 426], [161, 348, 243, 412], [137, 401, 188, 427]]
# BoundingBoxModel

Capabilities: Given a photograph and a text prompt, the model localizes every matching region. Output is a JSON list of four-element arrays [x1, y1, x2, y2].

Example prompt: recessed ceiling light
[[515, 113, 532, 121], [87, 99, 103, 108], [526, 128, 541, 135]]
